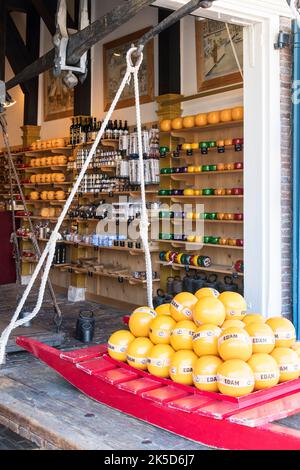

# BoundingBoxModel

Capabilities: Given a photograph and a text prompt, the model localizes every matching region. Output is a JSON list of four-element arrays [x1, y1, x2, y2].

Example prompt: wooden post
[[0, 1, 7, 82], [21, 125, 41, 147], [24, 5, 40, 125]]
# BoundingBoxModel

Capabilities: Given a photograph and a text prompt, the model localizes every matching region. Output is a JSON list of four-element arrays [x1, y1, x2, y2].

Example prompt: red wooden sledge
[[16, 336, 300, 450]]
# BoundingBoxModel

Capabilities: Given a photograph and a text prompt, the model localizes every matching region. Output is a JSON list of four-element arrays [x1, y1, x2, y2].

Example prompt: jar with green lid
[[210, 236, 220, 244], [209, 165, 217, 171], [159, 233, 174, 240], [159, 211, 173, 218], [203, 236, 211, 244], [158, 189, 172, 196], [202, 165, 210, 172], [199, 142, 208, 155], [208, 141, 217, 148], [160, 146, 169, 157], [202, 188, 214, 196]]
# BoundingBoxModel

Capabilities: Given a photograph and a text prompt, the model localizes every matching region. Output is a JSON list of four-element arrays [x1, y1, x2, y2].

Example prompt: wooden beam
[[158, 7, 181, 95], [6, 0, 154, 90], [0, 0, 7, 81], [5, 13, 33, 94], [29, 0, 76, 35], [24, 6, 40, 125], [67, 0, 154, 64], [6, 0, 28, 12], [74, 0, 91, 116]]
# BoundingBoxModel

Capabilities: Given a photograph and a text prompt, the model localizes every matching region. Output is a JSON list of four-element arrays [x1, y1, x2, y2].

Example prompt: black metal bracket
[[274, 31, 291, 49]]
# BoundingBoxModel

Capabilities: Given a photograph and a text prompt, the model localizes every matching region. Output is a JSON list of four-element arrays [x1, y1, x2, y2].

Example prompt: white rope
[[0, 46, 153, 364], [225, 23, 244, 81], [131, 47, 153, 308]]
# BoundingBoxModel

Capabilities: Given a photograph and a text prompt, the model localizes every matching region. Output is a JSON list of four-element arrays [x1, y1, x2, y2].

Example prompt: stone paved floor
[[0, 424, 37, 450]]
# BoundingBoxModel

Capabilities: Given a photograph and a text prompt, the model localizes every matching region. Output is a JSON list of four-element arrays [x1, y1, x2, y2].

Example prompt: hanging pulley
[[53, 0, 89, 89]]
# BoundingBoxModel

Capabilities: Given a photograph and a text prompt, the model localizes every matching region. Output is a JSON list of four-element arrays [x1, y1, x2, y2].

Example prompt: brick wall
[[280, 17, 293, 319]]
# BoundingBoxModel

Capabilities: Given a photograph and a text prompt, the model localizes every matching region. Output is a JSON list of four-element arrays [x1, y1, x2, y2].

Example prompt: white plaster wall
[[91, 1, 159, 125], [180, 16, 243, 116]]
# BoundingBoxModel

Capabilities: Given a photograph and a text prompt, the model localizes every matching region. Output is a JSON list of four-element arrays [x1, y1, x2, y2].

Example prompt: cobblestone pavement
[[0, 424, 37, 450]]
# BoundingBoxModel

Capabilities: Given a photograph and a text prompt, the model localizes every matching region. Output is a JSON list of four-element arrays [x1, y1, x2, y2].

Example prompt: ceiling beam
[[0, 1, 7, 81], [6, 0, 154, 90], [6, 0, 28, 12], [6, 13, 34, 94], [29, 0, 76, 35]]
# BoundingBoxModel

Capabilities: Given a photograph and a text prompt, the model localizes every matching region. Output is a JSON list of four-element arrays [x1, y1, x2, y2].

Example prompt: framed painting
[[103, 27, 154, 111], [195, 18, 243, 93], [44, 69, 74, 121]]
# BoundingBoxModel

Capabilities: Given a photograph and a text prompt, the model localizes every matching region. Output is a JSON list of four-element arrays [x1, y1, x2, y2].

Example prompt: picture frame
[[195, 18, 243, 93], [103, 27, 154, 111], [44, 69, 74, 122]]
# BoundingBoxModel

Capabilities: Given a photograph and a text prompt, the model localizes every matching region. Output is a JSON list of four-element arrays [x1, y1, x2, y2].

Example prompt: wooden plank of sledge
[[60, 345, 106, 363], [142, 386, 188, 404], [197, 400, 241, 420], [76, 357, 116, 375], [118, 377, 161, 395], [167, 395, 215, 413], [96, 368, 139, 385], [228, 391, 300, 427]]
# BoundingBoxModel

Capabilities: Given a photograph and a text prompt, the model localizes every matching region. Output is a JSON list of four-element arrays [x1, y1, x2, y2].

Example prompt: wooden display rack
[[159, 119, 244, 293], [17, 139, 160, 308]]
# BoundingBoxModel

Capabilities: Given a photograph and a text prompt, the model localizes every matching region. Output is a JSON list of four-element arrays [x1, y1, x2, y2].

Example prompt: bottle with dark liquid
[[91, 118, 97, 141], [113, 120, 119, 140], [70, 118, 75, 145], [118, 120, 123, 137]]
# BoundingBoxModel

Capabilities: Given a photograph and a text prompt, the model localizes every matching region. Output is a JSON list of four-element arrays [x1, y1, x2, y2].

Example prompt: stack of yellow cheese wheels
[[107, 289, 300, 396]]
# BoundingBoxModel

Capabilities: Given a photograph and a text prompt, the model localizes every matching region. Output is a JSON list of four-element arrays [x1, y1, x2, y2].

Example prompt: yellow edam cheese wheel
[[107, 330, 135, 362], [129, 307, 157, 337], [170, 292, 198, 322]]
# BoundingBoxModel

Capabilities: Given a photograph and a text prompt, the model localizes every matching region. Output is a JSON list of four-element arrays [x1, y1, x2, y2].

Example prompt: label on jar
[[148, 358, 170, 367], [217, 374, 255, 388], [254, 371, 279, 381], [108, 342, 126, 353], [193, 328, 221, 341], [127, 355, 148, 365], [170, 300, 192, 318], [279, 363, 300, 373], [171, 328, 194, 337], [274, 331, 296, 340], [149, 328, 170, 338], [218, 333, 251, 346], [193, 374, 217, 384], [170, 366, 193, 375], [252, 336, 275, 345]]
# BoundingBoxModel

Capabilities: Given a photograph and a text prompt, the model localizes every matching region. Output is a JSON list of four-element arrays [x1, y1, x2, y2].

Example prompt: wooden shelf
[[25, 147, 71, 156], [158, 261, 244, 277], [151, 218, 243, 225], [24, 182, 73, 187], [157, 240, 243, 250], [25, 165, 68, 172], [15, 216, 71, 221], [78, 190, 157, 197], [68, 265, 160, 287], [160, 169, 243, 179], [159, 194, 243, 199], [21, 237, 159, 254], [160, 120, 243, 136]]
